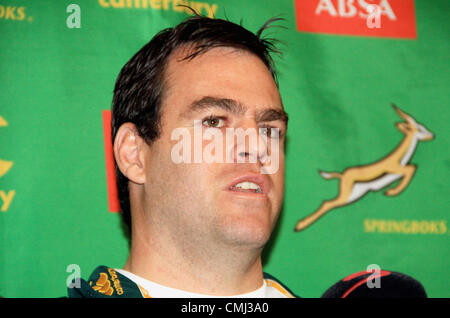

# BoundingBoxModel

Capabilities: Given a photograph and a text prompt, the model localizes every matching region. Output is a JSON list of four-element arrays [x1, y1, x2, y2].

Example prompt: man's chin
[[214, 213, 274, 249], [213, 191, 279, 248]]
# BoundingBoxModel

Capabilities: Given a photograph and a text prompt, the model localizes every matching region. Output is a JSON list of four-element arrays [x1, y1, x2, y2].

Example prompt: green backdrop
[[0, 0, 448, 298]]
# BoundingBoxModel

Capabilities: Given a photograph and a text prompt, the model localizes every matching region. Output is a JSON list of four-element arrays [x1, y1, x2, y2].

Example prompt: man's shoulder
[[67, 265, 146, 298], [263, 272, 300, 298]]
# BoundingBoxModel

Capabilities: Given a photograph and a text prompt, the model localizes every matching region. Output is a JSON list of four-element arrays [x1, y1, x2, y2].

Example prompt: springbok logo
[[0, 116, 13, 178], [295, 105, 434, 232]]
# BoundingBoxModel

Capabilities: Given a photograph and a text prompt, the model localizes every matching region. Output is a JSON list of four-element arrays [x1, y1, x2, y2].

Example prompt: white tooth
[[234, 182, 261, 191]]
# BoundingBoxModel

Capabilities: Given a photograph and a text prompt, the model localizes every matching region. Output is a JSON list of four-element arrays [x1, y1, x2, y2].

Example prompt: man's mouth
[[229, 181, 263, 193], [225, 174, 269, 196]]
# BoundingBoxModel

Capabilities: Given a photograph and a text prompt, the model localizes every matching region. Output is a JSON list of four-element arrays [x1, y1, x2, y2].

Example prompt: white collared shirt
[[115, 268, 293, 298]]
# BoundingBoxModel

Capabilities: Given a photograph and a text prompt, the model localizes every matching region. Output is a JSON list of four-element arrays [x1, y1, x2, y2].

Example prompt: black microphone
[[321, 269, 427, 298]]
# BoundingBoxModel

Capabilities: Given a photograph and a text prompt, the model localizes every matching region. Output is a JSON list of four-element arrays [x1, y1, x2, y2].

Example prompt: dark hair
[[111, 13, 283, 239]]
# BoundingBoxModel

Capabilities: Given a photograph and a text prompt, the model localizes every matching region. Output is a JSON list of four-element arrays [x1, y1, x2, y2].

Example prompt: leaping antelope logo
[[295, 105, 434, 232]]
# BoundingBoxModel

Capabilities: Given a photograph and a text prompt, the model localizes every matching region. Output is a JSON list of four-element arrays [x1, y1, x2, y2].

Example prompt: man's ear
[[113, 123, 147, 185]]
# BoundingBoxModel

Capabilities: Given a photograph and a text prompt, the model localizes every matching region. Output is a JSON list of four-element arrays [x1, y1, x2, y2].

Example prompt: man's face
[[142, 47, 286, 250]]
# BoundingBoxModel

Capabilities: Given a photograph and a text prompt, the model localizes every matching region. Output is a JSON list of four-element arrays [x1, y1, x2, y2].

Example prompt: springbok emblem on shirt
[[295, 105, 434, 232]]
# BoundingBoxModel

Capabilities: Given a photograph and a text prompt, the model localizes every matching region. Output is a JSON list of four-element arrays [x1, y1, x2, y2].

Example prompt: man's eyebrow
[[181, 96, 246, 118], [256, 108, 289, 126], [180, 95, 288, 125]]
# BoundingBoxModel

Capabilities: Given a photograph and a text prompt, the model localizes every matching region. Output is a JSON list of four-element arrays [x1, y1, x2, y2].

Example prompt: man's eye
[[203, 117, 224, 128], [259, 127, 280, 138]]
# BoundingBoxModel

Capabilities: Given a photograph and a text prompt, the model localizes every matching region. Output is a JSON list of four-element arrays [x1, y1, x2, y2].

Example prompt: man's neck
[[123, 225, 265, 296]]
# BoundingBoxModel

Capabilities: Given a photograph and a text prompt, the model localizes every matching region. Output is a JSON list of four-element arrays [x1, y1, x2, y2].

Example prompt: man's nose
[[228, 124, 269, 164]]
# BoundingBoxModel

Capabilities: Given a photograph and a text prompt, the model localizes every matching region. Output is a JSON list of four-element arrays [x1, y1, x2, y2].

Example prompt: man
[[68, 13, 297, 298]]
